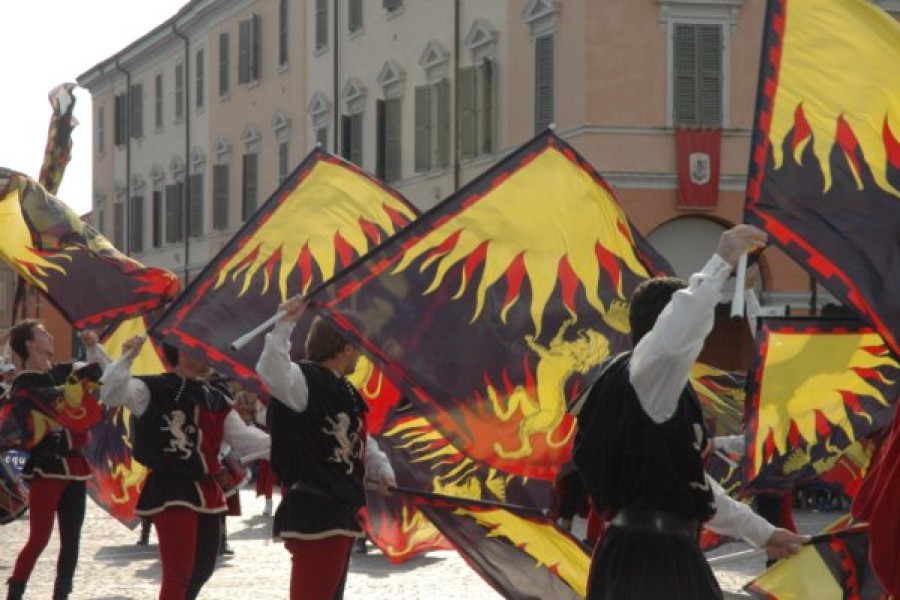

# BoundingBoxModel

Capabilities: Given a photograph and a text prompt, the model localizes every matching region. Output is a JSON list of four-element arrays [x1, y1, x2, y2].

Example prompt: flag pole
[[803, 524, 869, 545], [730, 252, 748, 321], [230, 311, 286, 351]]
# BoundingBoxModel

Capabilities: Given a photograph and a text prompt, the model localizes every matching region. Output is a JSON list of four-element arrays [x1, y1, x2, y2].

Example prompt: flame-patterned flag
[[0, 168, 180, 329], [379, 409, 588, 599], [745, 0, 900, 357], [82, 314, 166, 528], [309, 130, 670, 481], [743, 317, 899, 494], [746, 515, 886, 599], [150, 149, 417, 389], [39, 83, 78, 196]]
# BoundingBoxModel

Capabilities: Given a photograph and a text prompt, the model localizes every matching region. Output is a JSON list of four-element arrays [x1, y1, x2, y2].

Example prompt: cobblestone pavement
[[1, 490, 834, 599]]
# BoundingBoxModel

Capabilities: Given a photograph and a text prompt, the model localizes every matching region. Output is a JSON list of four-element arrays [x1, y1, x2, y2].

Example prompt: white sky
[[0, 1, 188, 215]]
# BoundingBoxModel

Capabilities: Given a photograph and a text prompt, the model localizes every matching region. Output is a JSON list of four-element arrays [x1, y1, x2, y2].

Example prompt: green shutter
[[130, 196, 143, 253], [349, 0, 363, 32], [697, 25, 723, 126], [130, 84, 143, 138], [238, 20, 250, 84], [534, 35, 555, 133], [385, 98, 401, 182], [479, 60, 494, 154], [436, 79, 450, 168], [458, 66, 476, 159], [213, 164, 229, 230], [219, 32, 230, 96], [414, 84, 432, 173], [316, 0, 328, 50], [351, 113, 363, 167], [190, 174, 203, 237]]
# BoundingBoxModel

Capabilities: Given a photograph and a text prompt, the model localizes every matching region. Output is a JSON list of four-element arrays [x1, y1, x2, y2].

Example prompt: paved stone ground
[[1, 490, 834, 599]]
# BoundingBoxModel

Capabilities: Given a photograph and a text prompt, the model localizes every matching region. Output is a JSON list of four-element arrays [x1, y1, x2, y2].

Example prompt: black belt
[[611, 507, 699, 540]]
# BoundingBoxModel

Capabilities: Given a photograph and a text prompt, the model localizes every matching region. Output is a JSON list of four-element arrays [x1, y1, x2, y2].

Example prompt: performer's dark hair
[[629, 277, 687, 345], [9, 319, 42, 363], [161, 343, 180, 367], [305, 316, 350, 363]]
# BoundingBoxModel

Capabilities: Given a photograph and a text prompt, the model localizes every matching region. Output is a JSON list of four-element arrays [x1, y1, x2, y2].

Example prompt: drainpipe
[[173, 24, 192, 285], [453, 0, 461, 192], [333, 0, 340, 152], [114, 60, 131, 255]]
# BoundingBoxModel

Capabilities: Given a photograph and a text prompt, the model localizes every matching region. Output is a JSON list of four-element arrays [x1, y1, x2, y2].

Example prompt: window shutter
[[316, 126, 328, 151], [697, 25, 723, 127], [414, 84, 432, 173], [376, 100, 386, 179], [114, 94, 127, 146], [349, 0, 363, 32], [479, 59, 494, 154], [152, 191, 163, 247], [213, 165, 229, 230], [238, 20, 250, 84], [196, 49, 205, 109], [175, 64, 184, 120], [155, 75, 163, 130], [250, 13, 261, 81], [165, 184, 182, 244], [130, 84, 143, 139], [190, 174, 203, 237], [534, 35, 555, 133], [114, 203, 124, 249], [316, 0, 328, 50], [458, 66, 476, 159], [436, 79, 451, 168], [673, 24, 698, 126], [350, 113, 363, 167], [278, 141, 289, 183], [384, 0, 403, 12], [278, 0, 289, 66], [219, 32, 230, 96], [98, 106, 106, 154], [130, 196, 143, 253], [242, 154, 258, 221], [385, 98, 401, 182]]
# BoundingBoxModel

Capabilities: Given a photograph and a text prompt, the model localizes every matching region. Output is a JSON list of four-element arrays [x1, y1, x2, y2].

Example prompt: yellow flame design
[[771, 0, 900, 196], [214, 161, 415, 300], [0, 184, 69, 291], [393, 147, 649, 335], [754, 329, 897, 472]]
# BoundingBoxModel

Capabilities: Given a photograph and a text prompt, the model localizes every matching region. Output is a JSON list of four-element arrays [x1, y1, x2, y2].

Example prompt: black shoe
[[219, 542, 235, 556], [353, 537, 368, 554]]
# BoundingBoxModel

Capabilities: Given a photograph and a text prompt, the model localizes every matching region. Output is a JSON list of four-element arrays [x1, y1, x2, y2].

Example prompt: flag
[[39, 83, 78, 195], [380, 412, 588, 599], [743, 317, 899, 494], [744, 0, 900, 357], [0, 168, 179, 329], [691, 363, 745, 438], [82, 315, 166, 528], [150, 148, 417, 390], [746, 515, 886, 599], [309, 130, 670, 481], [676, 128, 721, 208]]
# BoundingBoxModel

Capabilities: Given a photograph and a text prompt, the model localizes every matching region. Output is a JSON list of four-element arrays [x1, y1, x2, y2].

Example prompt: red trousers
[[153, 506, 221, 600], [285, 536, 354, 600]]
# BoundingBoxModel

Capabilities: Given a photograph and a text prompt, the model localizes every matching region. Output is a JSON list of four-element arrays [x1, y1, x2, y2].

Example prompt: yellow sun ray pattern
[[393, 146, 650, 335], [214, 158, 416, 300], [770, 0, 900, 197]]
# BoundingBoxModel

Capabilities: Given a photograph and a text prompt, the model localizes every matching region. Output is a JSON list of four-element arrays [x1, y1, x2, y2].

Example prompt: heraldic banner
[[676, 127, 721, 208]]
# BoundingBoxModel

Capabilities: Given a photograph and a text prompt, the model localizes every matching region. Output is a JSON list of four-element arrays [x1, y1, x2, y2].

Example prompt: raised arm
[[99, 335, 151, 417], [223, 409, 270, 462], [256, 296, 310, 412]]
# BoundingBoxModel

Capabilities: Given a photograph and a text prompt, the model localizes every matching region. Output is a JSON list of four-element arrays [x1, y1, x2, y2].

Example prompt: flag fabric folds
[[745, 515, 886, 599], [310, 130, 669, 481], [39, 83, 78, 195], [743, 317, 899, 494], [0, 168, 179, 329], [150, 149, 417, 390], [744, 0, 900, 357]]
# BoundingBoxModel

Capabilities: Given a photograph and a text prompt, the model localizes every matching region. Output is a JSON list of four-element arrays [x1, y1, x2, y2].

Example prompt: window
[[239, 14, 261, 84], [219, 32, 230, 96], [278, 141, 289, 184], [152, 190, 163, 247], [154, 74, 163, 130], [97, 208, 105, 235], [534, 34, 555, 133], [278, 0, 289, 67], [175, 63, 185, 121], [242, 154, 258, 221], [315, 0, 328, 51], [97, 106, 106, 154], [315, 126, 328, 151], [459, 59, 495, 159], [114, 93, 128, 146], [114, 201, 124, 250], [213, 164, 229, 230], [195, 49, 205, 110], [165, 183, 183, 244], [130, 195, 144, 253], [129, 84, 144, 139], [189, 174, 203, 237], [414, 79, 450, 172], [384, 0, 403, 13], [341, 114, 362, 167], [376, 98, 401, 182], [349, 0, 363, 32], [673, 24, 723, 127]]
